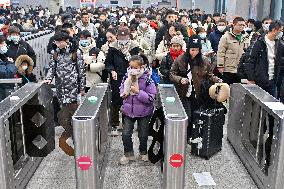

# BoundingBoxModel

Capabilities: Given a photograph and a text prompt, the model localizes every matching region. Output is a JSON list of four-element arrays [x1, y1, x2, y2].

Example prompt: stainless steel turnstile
[[228, 84, 284, 189], [158, 84, 188, 189], [72, 83, 111, 189], [0, 83, 55, 189]]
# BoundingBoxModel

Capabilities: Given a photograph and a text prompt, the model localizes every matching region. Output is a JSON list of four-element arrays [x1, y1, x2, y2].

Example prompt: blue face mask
[[7, 35, 20, 44], [80, 39, 90, 47]]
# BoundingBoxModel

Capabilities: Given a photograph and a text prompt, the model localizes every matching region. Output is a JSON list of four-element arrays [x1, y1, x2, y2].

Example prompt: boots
[[59, 136, 74, 156]]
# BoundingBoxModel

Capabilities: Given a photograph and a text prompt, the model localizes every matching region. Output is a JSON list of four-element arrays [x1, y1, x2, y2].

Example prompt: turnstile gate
[[73, 83, 111, 189], [228, 84, 284, 189], [0, 83, 55, 189], [72, 83, 188, 189], [158, 84, 188, 189]]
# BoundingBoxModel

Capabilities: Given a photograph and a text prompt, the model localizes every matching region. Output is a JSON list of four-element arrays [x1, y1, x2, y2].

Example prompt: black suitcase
[[190, 107, 225, 159]]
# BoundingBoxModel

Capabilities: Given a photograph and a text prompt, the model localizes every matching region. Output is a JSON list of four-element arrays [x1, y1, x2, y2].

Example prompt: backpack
[[237, 42, 255, 79]]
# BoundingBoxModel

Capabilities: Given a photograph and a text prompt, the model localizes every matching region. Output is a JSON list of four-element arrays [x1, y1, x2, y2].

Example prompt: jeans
[[122, 114, 152, 157]]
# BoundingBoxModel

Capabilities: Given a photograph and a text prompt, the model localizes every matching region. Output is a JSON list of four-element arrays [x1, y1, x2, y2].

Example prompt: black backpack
[[237, 42, 255, 79]]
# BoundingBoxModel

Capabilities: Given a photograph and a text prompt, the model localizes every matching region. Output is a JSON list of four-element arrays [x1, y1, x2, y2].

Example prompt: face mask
[[0, 45, 8, 54], [199, 33, 207, 39], [118, 40, 129, 46], [22, 65, 28, 70], [276, 31, 283, 39], [8, 35, 20, 44], [263, 24, 270, 31], [217, 26, 226, 32], [80, 39, 90, 47], [129, 68, 142, 75], [244, 27, 253, 32], [191, 23, 198, 29]]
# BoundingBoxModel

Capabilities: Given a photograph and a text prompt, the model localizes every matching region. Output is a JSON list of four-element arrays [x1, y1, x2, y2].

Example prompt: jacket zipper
[[131, 96, 134, 114]]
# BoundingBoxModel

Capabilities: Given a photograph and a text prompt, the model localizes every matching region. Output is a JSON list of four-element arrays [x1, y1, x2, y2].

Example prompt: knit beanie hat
[[171, 35, 185, 47], [188, 36, 202, 49]]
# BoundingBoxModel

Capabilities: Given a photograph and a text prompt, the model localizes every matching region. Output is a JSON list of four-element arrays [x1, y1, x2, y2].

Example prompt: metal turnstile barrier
[[72, 83, 111, 189], [228, 84, 284, 189], [0, 83, 55, 189], [158, 84, 188, 189]]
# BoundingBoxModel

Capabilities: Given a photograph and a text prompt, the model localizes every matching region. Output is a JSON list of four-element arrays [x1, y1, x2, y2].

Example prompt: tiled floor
[[26, 121, 258, 189]]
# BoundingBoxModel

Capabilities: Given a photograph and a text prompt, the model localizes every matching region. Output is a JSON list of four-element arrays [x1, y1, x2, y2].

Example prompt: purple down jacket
[[120, 73, 157, 118]]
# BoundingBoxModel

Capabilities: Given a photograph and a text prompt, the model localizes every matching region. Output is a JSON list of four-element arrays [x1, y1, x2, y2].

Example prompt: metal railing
[[228, 84, 284, 189], [0, 83, 55, 189], [23, 30, 54, 80]]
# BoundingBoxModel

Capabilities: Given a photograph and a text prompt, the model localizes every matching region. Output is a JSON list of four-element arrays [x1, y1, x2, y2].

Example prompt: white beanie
[[171, 35, 185, 47]]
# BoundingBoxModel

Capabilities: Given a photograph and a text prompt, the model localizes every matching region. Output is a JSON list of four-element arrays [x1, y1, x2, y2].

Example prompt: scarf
[[169, 48, 184, 61]]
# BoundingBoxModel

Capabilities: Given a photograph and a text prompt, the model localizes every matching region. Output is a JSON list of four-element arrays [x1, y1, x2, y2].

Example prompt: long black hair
[[183, 46, 204, 67]]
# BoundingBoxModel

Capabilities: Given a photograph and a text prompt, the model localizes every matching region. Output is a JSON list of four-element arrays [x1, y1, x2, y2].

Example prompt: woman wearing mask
[[14, 55, 37, 85], [170, 36, 220, 138], [105, 26, 140, 136], [196, 27, 214, 63]]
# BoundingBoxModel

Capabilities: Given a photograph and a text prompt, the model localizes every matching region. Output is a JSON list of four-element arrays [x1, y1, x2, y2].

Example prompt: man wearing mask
[[44, 31, 86, 156], [155, 10, 188, 50], [245, 21, 283, 98], [251, 17, 273, 44], [209, 19, 227, 53], [99, 12, 110, 29], [217, 17, 250, 85], [6, 26, 36, 66], [77, 12, 98, 39]]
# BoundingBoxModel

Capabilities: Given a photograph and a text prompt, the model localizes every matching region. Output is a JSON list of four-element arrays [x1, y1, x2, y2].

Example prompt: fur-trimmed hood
[[15, 55, 34, 74]]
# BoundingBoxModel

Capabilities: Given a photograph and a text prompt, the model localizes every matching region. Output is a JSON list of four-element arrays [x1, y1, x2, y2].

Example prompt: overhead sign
[[77, 156, 93, 171], [169, 154, 184, 168], [80, 0, 96, 8], [0, 0, 10, 7]]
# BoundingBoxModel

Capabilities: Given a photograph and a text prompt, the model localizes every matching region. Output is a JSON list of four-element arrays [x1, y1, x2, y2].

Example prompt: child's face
[[129, 60, 141, 69]]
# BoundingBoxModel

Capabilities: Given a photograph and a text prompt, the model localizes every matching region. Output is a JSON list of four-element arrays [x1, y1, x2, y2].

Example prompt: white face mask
[[276, 31, 283, 39], [22, 65, 28, 70], [263, 24, 270, 31], [199, 33, 207, 39], [191, 23, 198, 29], [244, 27, 253, 32], [217, 26, 226, 32]]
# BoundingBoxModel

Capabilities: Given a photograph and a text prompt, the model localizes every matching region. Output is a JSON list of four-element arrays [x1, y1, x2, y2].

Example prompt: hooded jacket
[[46, 49, 86, 104], [79, 38, 106, 87], [120, 72, 157, 118], [14, 55, 37, 85], [217, 30, 250, 73]]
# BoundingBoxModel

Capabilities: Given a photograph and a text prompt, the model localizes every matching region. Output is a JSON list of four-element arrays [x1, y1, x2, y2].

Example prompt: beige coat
[[217, 30, 250, 73]]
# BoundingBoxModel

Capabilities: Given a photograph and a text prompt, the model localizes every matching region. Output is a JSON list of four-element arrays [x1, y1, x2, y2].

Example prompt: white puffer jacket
[[79, 39, 106, 87]]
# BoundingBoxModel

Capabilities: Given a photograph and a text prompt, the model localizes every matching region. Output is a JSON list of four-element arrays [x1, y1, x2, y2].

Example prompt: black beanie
[[188, 36, 202, 49]]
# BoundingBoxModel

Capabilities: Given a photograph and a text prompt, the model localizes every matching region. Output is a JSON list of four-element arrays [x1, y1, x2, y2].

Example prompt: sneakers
[[139, 154, 149, 162], [119, 155, 135, 165]]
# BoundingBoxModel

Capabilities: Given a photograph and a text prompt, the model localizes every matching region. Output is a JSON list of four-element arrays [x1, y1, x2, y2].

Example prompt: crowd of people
[[0, 5, 283, 164]]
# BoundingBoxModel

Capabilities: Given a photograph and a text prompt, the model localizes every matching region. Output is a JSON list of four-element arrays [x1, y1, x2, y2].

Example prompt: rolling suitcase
[[190, 107, 225, 159]]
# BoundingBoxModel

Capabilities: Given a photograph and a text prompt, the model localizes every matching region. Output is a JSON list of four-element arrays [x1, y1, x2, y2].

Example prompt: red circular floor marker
[[169, 154, 184, 168], [77, 156, 93, 171]]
